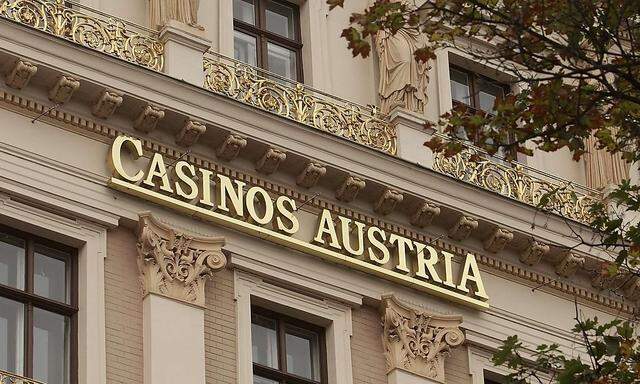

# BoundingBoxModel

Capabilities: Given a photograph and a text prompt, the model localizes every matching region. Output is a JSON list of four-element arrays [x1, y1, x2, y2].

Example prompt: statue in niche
[[375, 28, 431, 115], [149, 0, 201, 29]]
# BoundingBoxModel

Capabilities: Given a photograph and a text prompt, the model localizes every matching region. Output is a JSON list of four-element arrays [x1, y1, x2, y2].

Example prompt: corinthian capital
[[381, 295, 464, 383], [136, 212, 226, 307]]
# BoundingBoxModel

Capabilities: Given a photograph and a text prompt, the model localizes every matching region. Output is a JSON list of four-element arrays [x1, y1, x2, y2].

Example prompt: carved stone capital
[[134, 104, 165, 133], [448, 215, 478, 241], [136, 212, 227, 307], [92, 90, 123, 119], [555, 252, 585, 278], [409, 201, 440, 228], [176, 119, 206, 147], [217, 134, 247, 161], [336, 175, 366, 203], [5, 60, 37, 90], [256, 147, 287, 174], [381, 295, 464, 383], [49, 75, 80, 104], [483, 227, 513, 253], [375, 188, 403, 215], [297, 162, 327, 188], [519, 239, 549, 266]]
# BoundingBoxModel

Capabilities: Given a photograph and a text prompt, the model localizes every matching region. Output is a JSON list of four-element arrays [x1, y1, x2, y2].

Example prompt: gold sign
[[108, 136, 489, 308]]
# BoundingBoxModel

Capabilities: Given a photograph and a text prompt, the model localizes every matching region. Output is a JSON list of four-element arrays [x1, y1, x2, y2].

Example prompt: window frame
[[233, 0, 304, 82], [251, 306, 328, 384], [449, 64, 510, 116], [0, 224, 78, 384]]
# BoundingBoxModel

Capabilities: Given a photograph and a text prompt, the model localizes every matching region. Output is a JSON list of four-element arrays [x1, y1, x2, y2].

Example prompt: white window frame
[[235, 271, 354, 384]]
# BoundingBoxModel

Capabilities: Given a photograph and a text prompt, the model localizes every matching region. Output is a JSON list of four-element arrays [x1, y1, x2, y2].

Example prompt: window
[[450, 66, 509, 115], [0, 226, 76, 384], [251, 306, 326, 384], [233, 0, 303, 81]]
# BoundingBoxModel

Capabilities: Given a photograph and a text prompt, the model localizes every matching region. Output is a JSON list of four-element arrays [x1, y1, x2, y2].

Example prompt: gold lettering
[[275, 196, 299, 235], [367, 226, 390, 265], [246, 186, 274, 225], [458, 253, 489, 299], [338, 216, 366, 257], [142, 153, 173, 193], [216, 174, 245, 216], [389, 234, 412, 273], [108, 136, 144, 182], [313, 209, 341, 250], [198, 168, 215, 207], [415, 243, 443, 284], [441, 250, 457, 288], [174, 161, 198, 200]]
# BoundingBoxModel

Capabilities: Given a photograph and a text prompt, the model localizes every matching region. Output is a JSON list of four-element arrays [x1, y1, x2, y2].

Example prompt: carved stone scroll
[[297, 162, 327, 188], [134, 105, 165, 133], [336, 175, 366, 203], [5, 60, 37, 90], [375, 189, 403, 215], [483, 227, 513, 253], [217, 134, 247, 161], [448, 216, 478, 241], [381, 295, 464, 384], [555, 252, 585, 278], [410, 201, 440, 228], [49, 75, 80, 104], [519, 239, 549, 266], [176, 119, 206, 147], [136, 212, 226, 307], [92, 90, 123, 119], [256, 147, 286, 175]]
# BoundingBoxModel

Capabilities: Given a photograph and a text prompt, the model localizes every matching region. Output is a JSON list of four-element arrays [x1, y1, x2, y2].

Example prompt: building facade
[[0, 1, 637, 384]]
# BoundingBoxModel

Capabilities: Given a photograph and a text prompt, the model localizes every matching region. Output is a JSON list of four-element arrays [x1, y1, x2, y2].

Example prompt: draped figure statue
[[375, 28, 430, 114], [584, 134, 629, 189], [149, 0, 200, 29]]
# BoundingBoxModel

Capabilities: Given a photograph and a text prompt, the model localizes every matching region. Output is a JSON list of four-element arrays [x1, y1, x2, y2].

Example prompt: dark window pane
[[34, 245, 69, 304], [285, 325, 320, 381], [267, 42, 297, 80], [234, 30, 258, 66], [251, 314, 278, 369], [234, 0, 255, 25], [266, 1, 295, 39], [0, 232, 25, 290], [33, 308, 70, 384], [450, 68, 471, 105], [0, 297, 24, 375], [478, 79, 505, 113], [253, 376, 279, 384]]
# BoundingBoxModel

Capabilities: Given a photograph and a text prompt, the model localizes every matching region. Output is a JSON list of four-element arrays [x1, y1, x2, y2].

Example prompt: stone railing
[[433, 145, 601, 224], [0, 370, 44, 384], [203, 51, 398, 155], [0, 0, 164, 71]]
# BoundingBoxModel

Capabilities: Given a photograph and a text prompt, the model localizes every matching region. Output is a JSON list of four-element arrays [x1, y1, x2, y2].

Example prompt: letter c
[[109, 136, 144, 182]]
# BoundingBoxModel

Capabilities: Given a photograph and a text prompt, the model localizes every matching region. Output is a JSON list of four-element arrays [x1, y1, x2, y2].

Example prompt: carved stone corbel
[[92, 90, 123, 119], [255, 147, 286, 174], [381, 295, 464, 384], [136, 212, 227, 307], [519, 239, 549, 266], [49, 75, 80, 104], [409, 201, 440, 228], [375, 188, 403, 215], [448, 215, 478, 241], [217, 134, 247, 161], [297, 162, 326, 188], [134, 104, 165, 133], [176, 119, 206, 147], [483, 227, 513, 253], [336, 175, 366, 203], [5, 60, 37, 90], [555, 252, 585, 278]]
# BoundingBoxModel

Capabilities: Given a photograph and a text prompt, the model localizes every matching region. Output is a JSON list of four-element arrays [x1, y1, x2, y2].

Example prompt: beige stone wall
[[205, 268, 237, 384], [445, 345, 472, 384], [351, 305, 387, 384], [105, 227, 144, 384]]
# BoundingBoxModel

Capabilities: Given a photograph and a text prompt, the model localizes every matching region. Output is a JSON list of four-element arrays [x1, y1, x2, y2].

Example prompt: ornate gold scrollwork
[[0, 369, 44, 384], [203, 52, 398, 155], [433, 146, 600, 224], [0, 0, 164, 71]]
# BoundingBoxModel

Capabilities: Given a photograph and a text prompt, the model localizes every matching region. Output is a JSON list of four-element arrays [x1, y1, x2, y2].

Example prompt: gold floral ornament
[[433, 146, 600, 224], [136, 212, 226, 307], [0, 369, 44, 384], [381, 295, 464, 383], [203, 52, 398, 155], [0, 0, 164, 71]]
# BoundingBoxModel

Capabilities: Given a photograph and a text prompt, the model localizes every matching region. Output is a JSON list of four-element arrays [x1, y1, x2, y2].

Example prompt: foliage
[[329, 0, 640, 382]]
